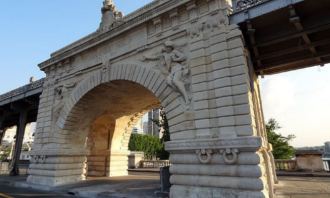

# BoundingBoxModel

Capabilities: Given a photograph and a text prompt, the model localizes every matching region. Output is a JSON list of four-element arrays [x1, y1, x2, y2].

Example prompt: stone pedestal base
[[27, 149, 87, 187], [87, 155, 107, 177], [107, 151, 129, 177], [165, 137, 271, 198]]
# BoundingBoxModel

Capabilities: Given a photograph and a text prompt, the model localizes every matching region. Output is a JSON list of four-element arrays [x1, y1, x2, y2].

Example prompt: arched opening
[[65, 80, 163, 178]]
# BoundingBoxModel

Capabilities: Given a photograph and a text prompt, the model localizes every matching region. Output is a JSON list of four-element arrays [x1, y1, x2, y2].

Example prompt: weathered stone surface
[[28, 0, 274, 197]]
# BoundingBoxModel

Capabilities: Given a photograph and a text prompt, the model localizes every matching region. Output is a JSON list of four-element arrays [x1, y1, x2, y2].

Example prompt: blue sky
[[0, 0, 152, 92], [0, 0, 329, 147]]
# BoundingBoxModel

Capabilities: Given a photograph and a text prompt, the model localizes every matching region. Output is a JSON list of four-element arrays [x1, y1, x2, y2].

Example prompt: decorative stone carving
[[196, 149, 213, 164], [143, 41, 191, 105], [235, 0, 264, 11], [101, 63, 110, 81], [220, 148, 239, 165], [195, 148, 239, 164], [188, 11, 229, 38], [53, 83, 76, 120], [99, 0, 123, 32]]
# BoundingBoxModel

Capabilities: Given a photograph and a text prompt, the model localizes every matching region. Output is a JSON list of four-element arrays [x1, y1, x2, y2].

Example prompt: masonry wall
[[28, 0, 273, 197]]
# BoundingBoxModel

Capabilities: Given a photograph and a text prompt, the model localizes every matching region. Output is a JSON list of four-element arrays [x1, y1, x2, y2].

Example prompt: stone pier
[[27, 0, 274, 197]]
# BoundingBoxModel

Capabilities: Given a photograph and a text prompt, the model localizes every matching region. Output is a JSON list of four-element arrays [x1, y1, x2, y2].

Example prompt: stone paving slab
[[1, 174, 330, 197], [275, 176, 330, 198]]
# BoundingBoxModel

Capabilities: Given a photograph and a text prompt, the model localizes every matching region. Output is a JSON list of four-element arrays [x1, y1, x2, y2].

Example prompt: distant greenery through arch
[[129, 108, 170, 160], [266, 119, 295, 159]]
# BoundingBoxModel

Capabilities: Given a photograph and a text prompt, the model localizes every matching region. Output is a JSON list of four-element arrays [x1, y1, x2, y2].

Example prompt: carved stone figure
[[99, 0, 123, 31], [143, 41, 191, 105]]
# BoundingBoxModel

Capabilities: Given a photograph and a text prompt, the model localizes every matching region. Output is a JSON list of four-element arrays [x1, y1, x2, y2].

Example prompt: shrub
[[129, 134, 164, 160]]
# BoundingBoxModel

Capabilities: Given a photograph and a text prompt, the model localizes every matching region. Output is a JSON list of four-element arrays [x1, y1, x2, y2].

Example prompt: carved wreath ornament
[[196, 148, 239, 165]]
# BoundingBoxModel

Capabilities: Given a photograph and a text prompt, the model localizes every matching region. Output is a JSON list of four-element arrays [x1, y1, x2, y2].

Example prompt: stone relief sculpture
[[142, 41, 191, 105], [189, 11, 229, 38], [99, 0, 123, 31], [220, 148, 239, 165], [53, 82, 76, 120], [196, 148, 239, 164], [196, 149, 213, 164]]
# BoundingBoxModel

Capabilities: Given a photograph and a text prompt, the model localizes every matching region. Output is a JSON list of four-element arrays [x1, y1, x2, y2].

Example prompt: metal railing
[[0, 78, 44, 102], [139, 160, 171, 168], [232, 0, 270, 12], [275, 159, 297, 171]]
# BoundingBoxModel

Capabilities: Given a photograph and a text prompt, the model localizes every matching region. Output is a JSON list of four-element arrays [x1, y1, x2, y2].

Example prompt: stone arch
[[56, 63, 185, 132], [54, 63, 188, 177]]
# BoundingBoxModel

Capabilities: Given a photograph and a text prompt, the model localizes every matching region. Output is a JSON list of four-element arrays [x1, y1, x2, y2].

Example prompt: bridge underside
[[238, 0, 330, 75], [0, 79, 43, 130], [0, 95, 40, 130]]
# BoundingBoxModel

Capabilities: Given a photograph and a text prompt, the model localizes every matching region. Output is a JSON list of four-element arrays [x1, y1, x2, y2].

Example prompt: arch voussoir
[[58, 63, 179, 131]]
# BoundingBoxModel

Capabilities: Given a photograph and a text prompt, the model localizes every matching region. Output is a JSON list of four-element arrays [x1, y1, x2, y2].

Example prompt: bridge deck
[[231, 0, 330, 75], [0, 79, 44, 129]]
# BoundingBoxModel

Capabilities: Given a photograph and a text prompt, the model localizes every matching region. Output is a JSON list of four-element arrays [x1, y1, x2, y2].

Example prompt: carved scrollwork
[[220, 148, 239, 165], [196, 149, 213, 164]]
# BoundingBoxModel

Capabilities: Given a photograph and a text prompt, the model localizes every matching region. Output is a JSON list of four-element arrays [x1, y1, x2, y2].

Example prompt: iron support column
[[9, 109, 28, 176], [0, 112, 5, 145]]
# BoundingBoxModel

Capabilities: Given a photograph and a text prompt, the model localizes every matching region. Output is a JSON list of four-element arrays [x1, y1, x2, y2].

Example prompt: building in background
[[147, 109, 160, 137], [131, 109, 161, 138], [2, 123, 35, 144]]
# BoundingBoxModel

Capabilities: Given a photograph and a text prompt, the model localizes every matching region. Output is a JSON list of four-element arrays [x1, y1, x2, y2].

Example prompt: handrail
[[231, 0, 271, 12], [275, 159, 297, 171], [0, 78, 44, 102], [139, 160, 171, 168]]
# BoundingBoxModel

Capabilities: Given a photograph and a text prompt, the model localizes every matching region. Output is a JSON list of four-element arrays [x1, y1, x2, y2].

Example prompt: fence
[[231, 0, 270, 12], [0, 161, 29, 175], [139, 160, 171, 168], [275, 160, 297, 171]]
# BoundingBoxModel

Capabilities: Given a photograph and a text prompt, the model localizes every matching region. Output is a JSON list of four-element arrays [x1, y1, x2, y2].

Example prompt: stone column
[[107, 151, 129, 177], [165, 21, 272, 197], [9, 109, 28, 176], [28, 149, 87, 186], [27, 77, 88, 187]]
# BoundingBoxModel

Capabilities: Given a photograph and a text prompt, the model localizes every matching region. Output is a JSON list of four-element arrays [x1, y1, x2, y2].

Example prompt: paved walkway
[[275, 176, 330, 198], [67, 175, 161, 198], [1, 174, 330, 197]]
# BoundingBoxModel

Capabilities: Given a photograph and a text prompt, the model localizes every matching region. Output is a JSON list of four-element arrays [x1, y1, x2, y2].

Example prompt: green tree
[[0, 142, 11, 161], [266, 119, 295, 159], [129, 133, 163, 160], [150, 108, 170, 160]]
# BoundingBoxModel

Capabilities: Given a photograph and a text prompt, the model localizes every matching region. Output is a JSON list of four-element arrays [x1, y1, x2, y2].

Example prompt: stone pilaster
[[165, 20, 272, 197], [107, 151, 129, 177]]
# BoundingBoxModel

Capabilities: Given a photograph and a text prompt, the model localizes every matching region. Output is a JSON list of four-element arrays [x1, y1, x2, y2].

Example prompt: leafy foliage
[[151, 108, 170, 159], [266, 119, 295, 159], [129, 108, 171, 160], [129, 133, 164, 160], [0, 143, 11, 161]]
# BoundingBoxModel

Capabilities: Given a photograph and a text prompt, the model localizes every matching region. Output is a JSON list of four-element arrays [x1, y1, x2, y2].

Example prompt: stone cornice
[[29, 149, 88, 156], [165, 136, 263, 152], [38, 0, 191, 71]]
